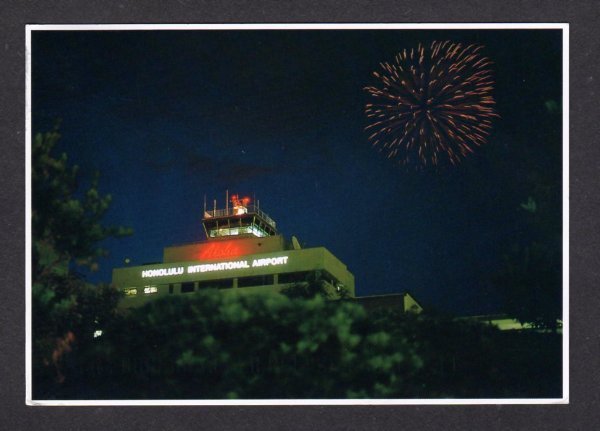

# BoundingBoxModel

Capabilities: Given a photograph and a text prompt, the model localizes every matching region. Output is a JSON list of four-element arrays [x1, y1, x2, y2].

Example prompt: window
[[209, 224, 268, 238], [181, 282, 195, 293], [169, 284, 174, 294], [277, 271, 340, 286], [238, 274, 274, 288], [198, 278, 233, 290], [144, 285, 158, 294], [124, 288, 138, 296], [278, 272, 311, 284], [249, 225, 268, 237]]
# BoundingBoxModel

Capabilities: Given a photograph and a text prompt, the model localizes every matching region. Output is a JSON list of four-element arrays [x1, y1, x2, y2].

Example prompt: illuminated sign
[[198, 241, 243, 260], [141, 256, 289, 278], [251, 256, 288, 267], [141, 267, 184, 278], [188, 260, 249, 273]]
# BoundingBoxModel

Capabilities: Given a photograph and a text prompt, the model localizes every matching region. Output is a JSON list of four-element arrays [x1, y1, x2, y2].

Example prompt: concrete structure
[[113, 195, 355, 308], [112, 193, 421, 314]]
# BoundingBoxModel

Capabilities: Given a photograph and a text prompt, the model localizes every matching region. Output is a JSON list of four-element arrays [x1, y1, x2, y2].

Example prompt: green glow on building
[[112, 194, 423, 314], [113, 195, 355, 308]]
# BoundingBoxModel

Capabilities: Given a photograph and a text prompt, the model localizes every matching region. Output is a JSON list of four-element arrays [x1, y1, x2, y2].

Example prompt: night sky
[[31, 28, 563, 315]]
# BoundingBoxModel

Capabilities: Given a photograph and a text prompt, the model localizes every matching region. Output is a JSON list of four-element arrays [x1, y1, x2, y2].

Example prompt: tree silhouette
[[31, 127, 131, 398]]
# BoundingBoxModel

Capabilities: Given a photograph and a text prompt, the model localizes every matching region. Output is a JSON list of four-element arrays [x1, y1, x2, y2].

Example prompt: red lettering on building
[[198, 241, 249, 260]]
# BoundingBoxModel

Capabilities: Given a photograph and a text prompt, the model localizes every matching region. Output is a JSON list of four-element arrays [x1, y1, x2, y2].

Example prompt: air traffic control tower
[[113, 194, 355, 307]]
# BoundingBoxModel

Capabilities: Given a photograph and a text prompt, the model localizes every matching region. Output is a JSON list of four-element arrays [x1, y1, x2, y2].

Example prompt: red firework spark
[[364, 41, 499, 167]]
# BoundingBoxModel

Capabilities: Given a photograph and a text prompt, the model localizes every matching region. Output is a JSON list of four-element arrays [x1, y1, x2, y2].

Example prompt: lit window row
[[123, 286, 158, 296], [123, 272, 342, 296], [209, 225, 268, 238]]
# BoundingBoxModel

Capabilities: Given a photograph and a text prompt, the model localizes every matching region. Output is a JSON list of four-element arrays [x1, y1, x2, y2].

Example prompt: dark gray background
[[2, 1, 598, 430]]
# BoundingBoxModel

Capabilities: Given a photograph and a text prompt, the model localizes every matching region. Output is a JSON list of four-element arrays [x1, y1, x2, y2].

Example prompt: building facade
[[113, 195, 355, 308]]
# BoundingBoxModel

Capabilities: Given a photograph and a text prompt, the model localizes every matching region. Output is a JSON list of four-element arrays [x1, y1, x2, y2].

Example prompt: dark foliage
[[493, 144, 562, 330], [32, 128, 131, 398], [57, 291, 561, 400]]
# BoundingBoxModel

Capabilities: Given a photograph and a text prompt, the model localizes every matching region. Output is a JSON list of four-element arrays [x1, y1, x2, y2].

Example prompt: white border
[[25, 23, 569, 406], [27, 23, 568, 31], [25, 26, 33, 406], [29, 398, 567, 406], [561, 24, 570, 404]]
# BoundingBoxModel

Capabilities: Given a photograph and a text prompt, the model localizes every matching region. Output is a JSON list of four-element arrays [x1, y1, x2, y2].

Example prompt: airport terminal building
[[113, 194, 421, 313], [113, 195, 356, 308]]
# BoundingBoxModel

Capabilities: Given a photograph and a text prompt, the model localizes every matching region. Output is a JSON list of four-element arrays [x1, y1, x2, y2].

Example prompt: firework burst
[[364, 41, 499, 167]]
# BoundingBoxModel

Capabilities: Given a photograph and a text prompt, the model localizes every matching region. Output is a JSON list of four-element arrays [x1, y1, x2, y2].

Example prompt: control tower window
[[203, 195, 276, 239], [210, 226, 268, 238]]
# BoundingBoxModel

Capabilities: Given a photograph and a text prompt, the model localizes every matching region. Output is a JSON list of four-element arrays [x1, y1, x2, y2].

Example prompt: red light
[[230, 194, 251, 207]]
